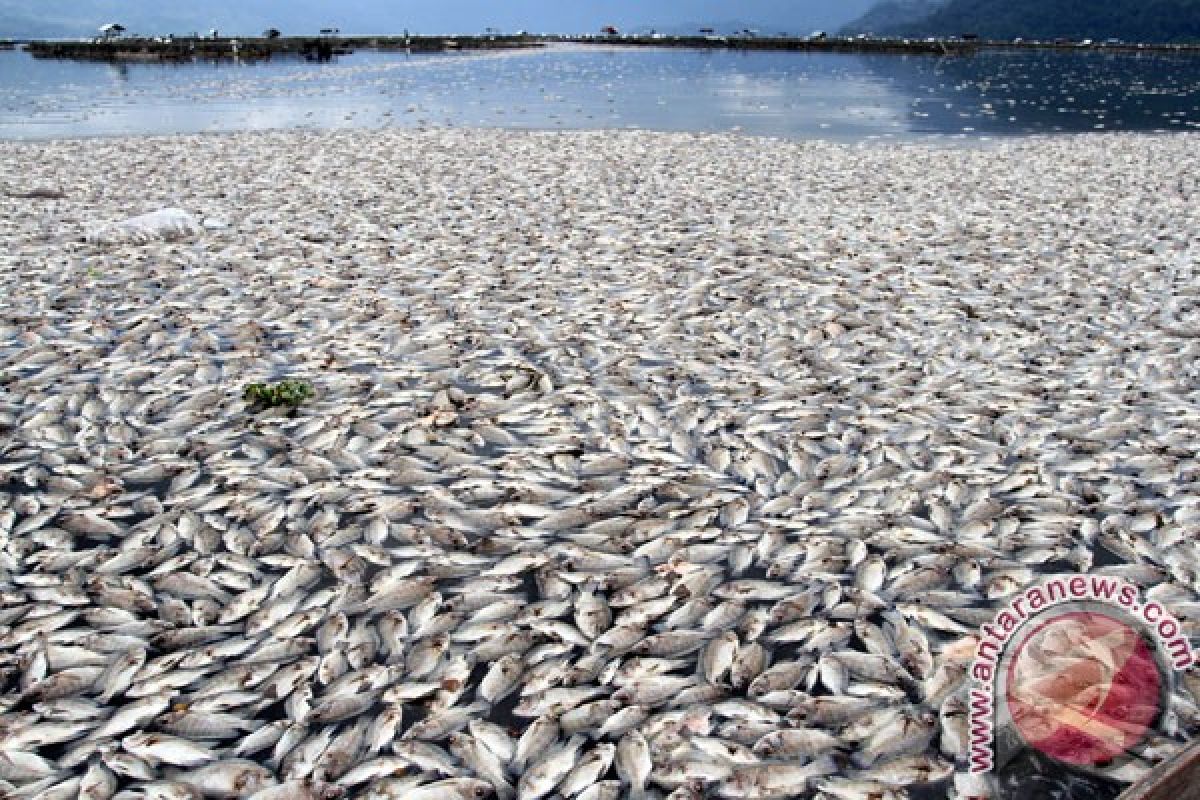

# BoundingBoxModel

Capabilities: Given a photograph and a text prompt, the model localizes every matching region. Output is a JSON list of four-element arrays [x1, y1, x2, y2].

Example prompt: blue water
[[1, 43, 1199, 140]]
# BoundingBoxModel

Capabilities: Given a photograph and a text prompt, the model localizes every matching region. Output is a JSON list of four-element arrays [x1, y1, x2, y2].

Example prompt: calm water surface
[[1, 44, 1199, 140]]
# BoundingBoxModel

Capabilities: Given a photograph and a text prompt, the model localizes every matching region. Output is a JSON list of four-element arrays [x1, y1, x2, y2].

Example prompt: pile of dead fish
[[0, 128, 1198, 799]]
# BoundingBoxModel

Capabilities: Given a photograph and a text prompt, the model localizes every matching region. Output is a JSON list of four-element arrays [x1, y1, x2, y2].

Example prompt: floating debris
[[4, 186, 66, 199], [244, 380, 316, 410], [84, 207, 203, 245]]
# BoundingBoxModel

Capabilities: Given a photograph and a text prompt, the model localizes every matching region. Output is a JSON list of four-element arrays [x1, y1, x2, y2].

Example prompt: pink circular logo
[[1005, 610, 1163, 766]]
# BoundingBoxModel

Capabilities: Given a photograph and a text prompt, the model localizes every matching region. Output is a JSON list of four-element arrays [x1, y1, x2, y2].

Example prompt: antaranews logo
[[964, 574, 1198, 794]]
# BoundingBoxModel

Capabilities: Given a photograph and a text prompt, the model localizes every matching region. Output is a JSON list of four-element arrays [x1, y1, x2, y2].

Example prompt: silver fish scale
[[0, 128, 1199, 800]]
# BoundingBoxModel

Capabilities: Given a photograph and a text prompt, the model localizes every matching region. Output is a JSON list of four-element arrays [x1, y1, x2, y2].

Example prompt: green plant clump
[[243, 379, 314, 409]]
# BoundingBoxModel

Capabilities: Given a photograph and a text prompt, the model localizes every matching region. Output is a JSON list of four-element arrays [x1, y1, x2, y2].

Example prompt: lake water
[[1, 43, 1199, 141]]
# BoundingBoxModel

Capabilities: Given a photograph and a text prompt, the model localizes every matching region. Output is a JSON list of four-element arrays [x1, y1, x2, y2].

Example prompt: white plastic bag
[[85, 208, 203, 245]]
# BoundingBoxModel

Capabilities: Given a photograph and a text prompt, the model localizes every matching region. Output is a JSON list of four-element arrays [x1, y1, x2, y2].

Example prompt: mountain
[[630, 20, 765, 35], [0, 1, 878, 39], [840, 0, 948, 36], [0, 1, 387, 38], [847, 0, 1200, 42], [627, 20, 812, 36], [0, 9, 79, 38]]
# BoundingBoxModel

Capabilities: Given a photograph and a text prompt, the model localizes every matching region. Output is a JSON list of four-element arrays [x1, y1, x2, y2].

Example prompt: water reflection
[[860, 49, 1200, 135], [0, 45, 1198, 141]]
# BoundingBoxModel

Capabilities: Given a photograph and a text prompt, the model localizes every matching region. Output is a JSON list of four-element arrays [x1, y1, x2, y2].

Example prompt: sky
[[0, 1, 879, 38]]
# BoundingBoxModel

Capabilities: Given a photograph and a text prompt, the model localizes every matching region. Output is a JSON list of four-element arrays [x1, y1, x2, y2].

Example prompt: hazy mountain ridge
[[0, 1, 877, 39], [846, 0, 1200, 42], [629, 20, 770, 35], [839, 0, 949, 36], [0, 10, 77, 38], [0, 1, 387, 38], [627, 19, 824, 36]]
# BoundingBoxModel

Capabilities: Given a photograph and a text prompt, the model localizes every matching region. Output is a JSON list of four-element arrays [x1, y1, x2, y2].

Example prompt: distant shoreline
[[16, 33, 1200, 63], [24, 34, 544, 62]]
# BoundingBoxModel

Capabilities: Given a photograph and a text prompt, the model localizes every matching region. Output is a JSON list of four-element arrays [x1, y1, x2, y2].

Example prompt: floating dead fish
[[0, 128, 1197, 800]]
